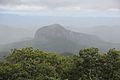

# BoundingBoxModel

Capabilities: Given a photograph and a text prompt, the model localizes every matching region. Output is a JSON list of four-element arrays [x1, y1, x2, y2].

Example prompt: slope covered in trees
[[0, 47, 120, 80]]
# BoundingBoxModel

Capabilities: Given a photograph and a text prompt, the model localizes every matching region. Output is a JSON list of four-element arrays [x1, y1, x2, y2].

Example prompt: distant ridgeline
[[0, 24, 120, 57], [0, 47, 120, 80]]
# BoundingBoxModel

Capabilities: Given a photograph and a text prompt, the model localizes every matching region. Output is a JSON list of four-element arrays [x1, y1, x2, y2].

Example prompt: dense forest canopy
[[0, 47, 120, 80]]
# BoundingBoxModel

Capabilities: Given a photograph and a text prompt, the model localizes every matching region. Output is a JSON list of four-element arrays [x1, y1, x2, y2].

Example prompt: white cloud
[[0, 5, 47, 11], [57, 6, 81, 11], [108, 8, 120, 12], [0, 0, 120, 15]]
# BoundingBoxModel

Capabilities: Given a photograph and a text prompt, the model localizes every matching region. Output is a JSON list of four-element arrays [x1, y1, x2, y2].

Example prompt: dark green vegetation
[[0, 47, 120, 80]]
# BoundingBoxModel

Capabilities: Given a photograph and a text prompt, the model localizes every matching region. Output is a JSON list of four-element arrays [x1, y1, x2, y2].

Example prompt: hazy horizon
[[0, 0, 120, 46]]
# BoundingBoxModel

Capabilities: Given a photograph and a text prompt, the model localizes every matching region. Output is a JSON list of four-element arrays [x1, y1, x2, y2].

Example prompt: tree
[[0, 47, 120, 80], [0, 47, 73, 80]]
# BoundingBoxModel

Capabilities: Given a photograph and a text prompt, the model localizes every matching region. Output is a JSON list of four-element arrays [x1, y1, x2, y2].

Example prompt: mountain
[[0, 24, 120, 56], [0, 24, 34, 45]]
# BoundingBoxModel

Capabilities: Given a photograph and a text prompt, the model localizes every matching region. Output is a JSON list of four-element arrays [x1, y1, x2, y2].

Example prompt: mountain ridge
[[0, 24, 120, 55]]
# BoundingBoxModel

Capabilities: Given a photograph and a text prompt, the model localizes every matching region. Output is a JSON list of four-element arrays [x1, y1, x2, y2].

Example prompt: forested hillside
[[0, 47, 120, 80]]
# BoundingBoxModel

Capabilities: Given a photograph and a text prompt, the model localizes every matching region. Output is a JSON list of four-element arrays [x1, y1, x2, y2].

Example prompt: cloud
[[108, 8, 120, 12], [0, 0, 21, 5], [0, 0, 120, 14], [0, 5, 47, 11]]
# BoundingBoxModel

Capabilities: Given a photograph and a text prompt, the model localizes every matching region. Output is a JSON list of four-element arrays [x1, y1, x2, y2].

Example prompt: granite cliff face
[[32, 24, 114, 53], [34, 24, 69, 41], [34, 24, 104, 46]]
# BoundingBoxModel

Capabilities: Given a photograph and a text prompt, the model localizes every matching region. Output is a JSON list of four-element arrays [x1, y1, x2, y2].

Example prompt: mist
[[0, 14, 120, 45]]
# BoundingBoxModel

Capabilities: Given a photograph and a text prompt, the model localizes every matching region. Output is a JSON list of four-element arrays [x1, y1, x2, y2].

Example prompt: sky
[[0, 0, 120, 16], [0, 0, 120, 29]]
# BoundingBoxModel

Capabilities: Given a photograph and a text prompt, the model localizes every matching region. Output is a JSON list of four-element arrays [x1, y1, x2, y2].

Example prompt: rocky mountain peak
[[40, 24, 65, 31], [34, 24, 68, 39]]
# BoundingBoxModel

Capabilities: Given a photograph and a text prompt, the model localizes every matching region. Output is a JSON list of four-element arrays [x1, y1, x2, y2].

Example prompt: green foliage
[[0, 47, 120, 80], [69, 48, 120, 80]]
